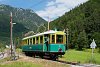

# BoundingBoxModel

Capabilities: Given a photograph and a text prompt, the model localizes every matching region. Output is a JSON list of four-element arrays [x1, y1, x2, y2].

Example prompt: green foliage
[[0, 14, 28, 45], [76, 30, 88, 50], [60, 49, 100, 64], [0, 61, 43, 67], [0, 4, 47, 32], [0, 4, 47, 46], [50, 0, 100, 50], [92, 32, 100, 47], [0, 42, 4, 48]]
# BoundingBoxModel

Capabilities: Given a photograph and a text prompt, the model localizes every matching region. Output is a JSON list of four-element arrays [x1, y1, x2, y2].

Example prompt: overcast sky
[[0, 0, 88, 21]]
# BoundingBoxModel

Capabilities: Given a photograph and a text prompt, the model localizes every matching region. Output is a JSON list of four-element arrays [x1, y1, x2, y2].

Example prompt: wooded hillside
[[50, 0, 100, 50], [0, 4, 47, 46]]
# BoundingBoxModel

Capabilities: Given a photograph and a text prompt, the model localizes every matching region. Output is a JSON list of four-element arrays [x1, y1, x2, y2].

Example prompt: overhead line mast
[[10, 12, 13, 57], [10, 12, 16, 60], [48, 16, 50, 31]]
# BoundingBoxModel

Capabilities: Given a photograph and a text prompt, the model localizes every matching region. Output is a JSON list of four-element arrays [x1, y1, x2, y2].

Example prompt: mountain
[[50, 0, 100, 50], [0, 4, 47, 32], [0, 4, 47, 46], [0, 13, 28, 46]]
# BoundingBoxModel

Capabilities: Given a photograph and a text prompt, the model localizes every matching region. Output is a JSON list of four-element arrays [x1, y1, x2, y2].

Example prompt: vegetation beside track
[[0, 52, 69, 67], [60, 49, 100, 64], [0, 61, 43, 67]]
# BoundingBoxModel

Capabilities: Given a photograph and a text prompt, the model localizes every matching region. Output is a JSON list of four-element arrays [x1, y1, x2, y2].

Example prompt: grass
[[0, 60, 69, 67], [1, 48, 99, 66], [0, 48, 43, 67], [0, 61, 43, 67], [0, 50, 69, 67], [16, 48, 22, 53], [60, 49, 100, 64]]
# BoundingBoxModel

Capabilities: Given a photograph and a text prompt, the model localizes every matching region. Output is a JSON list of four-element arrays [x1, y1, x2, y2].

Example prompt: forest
[[50, 0, 100, 51]]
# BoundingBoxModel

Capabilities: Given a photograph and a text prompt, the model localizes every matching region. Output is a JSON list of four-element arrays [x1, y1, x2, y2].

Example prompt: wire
[[29, 0, 48, 10]]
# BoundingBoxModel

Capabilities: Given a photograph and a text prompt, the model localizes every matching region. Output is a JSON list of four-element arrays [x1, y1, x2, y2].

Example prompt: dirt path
[[18, 54, 69, 67], [1, 52, 100, 67], [71, 64, 100, 67], [0, 54, 69, 67]]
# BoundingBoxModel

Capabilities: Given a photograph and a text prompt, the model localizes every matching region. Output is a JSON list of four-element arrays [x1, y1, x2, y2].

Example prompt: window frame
[[33, 37, 35, 44], [30, 38, 32, 45], [40, 36, 43, 44], [56, 35, 64, 44], [51, 34, 55, 44]]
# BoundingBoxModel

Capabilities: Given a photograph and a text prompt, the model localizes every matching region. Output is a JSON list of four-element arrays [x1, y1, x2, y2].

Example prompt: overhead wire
[[25, 0, 49, 33], [28, 0, 48, 11]]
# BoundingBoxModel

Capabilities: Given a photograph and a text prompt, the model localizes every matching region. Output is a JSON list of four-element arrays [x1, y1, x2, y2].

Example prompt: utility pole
[[10, 12, 13, 57], [10, 12, 16, 60], [48, 16, 50, 31], [66, 28, 69, 50]]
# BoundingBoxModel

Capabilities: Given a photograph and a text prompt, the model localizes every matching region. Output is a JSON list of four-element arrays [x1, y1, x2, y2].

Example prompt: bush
[[98, 48, 100, 53]]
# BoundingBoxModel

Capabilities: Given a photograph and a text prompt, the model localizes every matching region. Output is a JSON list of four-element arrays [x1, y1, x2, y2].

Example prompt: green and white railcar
[[22, 30, 66, 60]]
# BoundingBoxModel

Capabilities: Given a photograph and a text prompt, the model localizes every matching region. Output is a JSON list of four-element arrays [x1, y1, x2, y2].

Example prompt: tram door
[[44, 34, 49, 51]]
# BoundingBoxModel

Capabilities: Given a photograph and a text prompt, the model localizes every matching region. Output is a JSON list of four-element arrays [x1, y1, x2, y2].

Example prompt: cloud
[[47, 1, 55, 6], [36, 0, 88, 21]]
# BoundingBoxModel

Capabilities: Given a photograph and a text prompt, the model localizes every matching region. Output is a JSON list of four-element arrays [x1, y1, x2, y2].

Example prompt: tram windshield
[[56, 35, 63, 44]]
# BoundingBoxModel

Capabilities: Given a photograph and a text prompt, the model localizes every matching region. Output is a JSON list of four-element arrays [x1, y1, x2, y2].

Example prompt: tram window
[[44, 34, 50, 43], [23, 40, 25, 44], [52, 35, 55, 43], [25, 40, 27, 44], [56, 35, 63, 43], [28, 39, 30, 45], [30, 38, 32, 45], [40, 36, 43, 44], [24, 40, 27, 44], [22, 40, 24, 45], [36, 37, 38, 44], [33, 38, 35, 44]]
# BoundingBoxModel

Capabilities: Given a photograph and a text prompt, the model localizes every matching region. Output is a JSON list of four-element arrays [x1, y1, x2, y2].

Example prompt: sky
[[0, 0, 88, 21]]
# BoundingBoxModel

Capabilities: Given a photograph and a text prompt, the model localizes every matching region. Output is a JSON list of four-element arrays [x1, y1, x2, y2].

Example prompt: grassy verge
[[60, 49, 100, 64], [0, 61, 43, 67], [16, 48, 22, 53]]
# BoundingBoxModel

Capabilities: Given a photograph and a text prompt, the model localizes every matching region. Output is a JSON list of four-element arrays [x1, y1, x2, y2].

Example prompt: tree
[[76, 30, 88, 50], [92, 32, 100, 53], [50, 0, 100, 49]]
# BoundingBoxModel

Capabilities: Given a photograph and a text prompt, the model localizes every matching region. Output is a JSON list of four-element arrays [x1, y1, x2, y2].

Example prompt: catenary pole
[[48, 16, 50, 31], [66, 28, 69, 50], [10, 12, 13, 57]]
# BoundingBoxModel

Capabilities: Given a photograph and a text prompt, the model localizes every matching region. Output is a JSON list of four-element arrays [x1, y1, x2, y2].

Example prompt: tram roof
[[22, 30, 65, 40]]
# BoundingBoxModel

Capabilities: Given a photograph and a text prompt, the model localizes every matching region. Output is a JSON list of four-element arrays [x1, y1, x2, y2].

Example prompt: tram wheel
[[50, 54, 58, 61], [25, 52, 33, 57]]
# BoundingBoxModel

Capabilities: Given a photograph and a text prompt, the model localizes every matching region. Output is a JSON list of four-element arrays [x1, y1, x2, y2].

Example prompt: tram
[[21, 30, 66, 60]]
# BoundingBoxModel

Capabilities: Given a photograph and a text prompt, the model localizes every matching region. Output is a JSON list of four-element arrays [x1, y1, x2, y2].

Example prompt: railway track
[[57, 60, 79, 65], [25, 55, 80, 65], [23, 53, 100, 67], [40, 56, 100, 67], [56, 60, 100, 67], [41, 56, 79, 65], [1, 53, 100, 67]]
